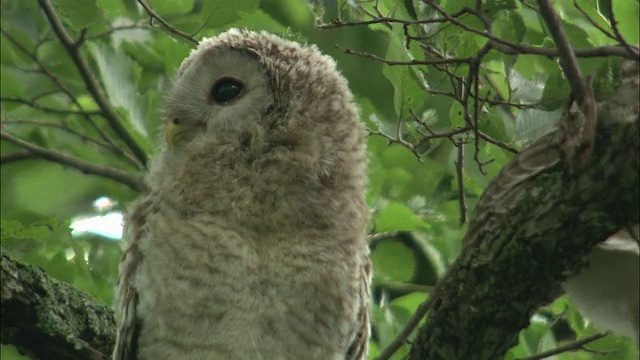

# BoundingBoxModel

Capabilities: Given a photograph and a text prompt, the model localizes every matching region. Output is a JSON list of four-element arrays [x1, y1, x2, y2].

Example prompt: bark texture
[[409, 77, 639, 359], [1, 253, 115, 360]]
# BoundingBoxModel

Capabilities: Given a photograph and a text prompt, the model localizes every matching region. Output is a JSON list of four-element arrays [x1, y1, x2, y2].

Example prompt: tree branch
[[404, 75, 639, 359], [1, 28, 144, 171], [1, 132, 148, 193], [38, 0, 148, 167], [136, 0, 198, 44], [536, 0, 589, 112], [1, 97, 101, 116], [1, 252, 115, 360], [0, 150, 40, 164], [1, 119, 138, 166], [518, 332, 609, 360]]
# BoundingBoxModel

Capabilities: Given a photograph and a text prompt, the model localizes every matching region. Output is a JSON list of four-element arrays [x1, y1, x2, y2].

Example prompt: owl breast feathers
[[113, 29, 371, 360]]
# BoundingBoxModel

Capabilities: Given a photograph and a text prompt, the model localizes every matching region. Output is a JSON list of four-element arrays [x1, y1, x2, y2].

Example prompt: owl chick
[[113, 29, 370, 360]]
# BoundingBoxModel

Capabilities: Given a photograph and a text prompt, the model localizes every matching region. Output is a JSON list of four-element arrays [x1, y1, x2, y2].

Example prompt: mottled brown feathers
[[113, 29, 370, 359]]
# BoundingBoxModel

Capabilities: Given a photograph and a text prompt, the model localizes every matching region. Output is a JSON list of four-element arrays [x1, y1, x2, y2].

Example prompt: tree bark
[[408, 77, 639, 359], [1, 253, 115, 360]]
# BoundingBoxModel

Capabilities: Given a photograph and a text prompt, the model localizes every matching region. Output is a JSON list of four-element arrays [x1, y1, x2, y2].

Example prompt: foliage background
[[1, 0, 637, 359]]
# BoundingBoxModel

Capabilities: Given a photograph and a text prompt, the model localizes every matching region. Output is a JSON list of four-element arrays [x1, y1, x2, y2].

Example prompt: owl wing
[[113, 198, 151, 360], [112, 247, 141, 360], [346, 259, 372, 360]]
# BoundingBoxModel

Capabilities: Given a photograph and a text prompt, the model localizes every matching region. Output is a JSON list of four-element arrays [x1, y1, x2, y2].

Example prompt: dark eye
[[211, 77, 244, 104]]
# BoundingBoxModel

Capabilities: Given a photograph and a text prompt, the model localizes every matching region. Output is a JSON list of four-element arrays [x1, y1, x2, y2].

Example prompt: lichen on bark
[[1, 252, 116, 360]]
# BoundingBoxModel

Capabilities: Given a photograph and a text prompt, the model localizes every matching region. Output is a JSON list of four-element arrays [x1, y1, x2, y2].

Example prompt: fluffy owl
[[113, 29, 371, 360]]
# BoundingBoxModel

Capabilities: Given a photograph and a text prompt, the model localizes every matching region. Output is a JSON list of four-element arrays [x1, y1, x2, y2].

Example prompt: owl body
[[114, 29, 370, 359]]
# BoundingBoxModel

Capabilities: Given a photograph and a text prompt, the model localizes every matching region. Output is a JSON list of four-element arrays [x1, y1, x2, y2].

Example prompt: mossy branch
[[1, 253, 116, 360]]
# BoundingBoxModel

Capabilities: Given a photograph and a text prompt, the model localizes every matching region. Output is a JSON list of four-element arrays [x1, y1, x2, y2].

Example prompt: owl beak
[[165, 117, 204, 148], [165, 117, 181, 148]]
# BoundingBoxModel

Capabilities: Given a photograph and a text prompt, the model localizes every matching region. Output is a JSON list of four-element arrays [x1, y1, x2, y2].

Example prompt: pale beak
[[165, 117, 181, 148], [165, 117, 203, 148]]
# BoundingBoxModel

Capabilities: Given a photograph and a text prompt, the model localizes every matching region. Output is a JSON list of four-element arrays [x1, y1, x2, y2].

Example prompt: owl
[[112, 29, 371, 360]]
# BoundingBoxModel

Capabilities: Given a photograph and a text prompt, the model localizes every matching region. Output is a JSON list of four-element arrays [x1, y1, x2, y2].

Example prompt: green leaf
[[15, 225, 51, 240], [371, 305, 409, 356], [495, 10, 526, 43], [539, 70, 570, 110], [0, 67, 25, 99], [51, 0, 99, 30], [611, 0, 640, 44], [0, 219, 23, 238], [597, 0, 613, 21], [382, 24, 425, 118], [485, 0, 517, 12], [371, 240, 416, 283], [560, 19, 592, 49], [1, 344, 31, 360], [202, 0, 260, 29], [448, 101, 465, 127], [391, 291, 427, 312], [387, 293, 426, 335], [376, 202, 427, 232], [149, 0, 194, 15], [230, 9, 289, 33], [90, 43, 147, 137]]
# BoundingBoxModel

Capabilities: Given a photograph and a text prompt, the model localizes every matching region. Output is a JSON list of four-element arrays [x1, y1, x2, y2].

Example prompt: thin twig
[[1, 132, 147, 193], [455, 141, 467, 225], [477, 130, 518, 154], [490, 42, 636, 60], [517, 332, 610, 360], [136, 0, 198, 44], [1, 150, 41, 164], [1, 97, 101, 116], [375, 268, 454, 360], [1, 27, 141, 170], [571, 0, 616, 41], [39, 0, 148, 167], [366, 127, 424, 162], [602, 1, 640, 58], [378, 280, 433, 293], [1, 119, 123, 156], [319, 16, 449, 29], [324, 3, 637, 60], [336, 45, 471, 65], [83, 22, 150, 42]]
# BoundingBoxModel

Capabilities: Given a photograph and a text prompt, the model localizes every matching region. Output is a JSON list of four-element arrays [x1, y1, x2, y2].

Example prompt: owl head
[[147, 29, 366, 218], [161, 28, 360, 153]]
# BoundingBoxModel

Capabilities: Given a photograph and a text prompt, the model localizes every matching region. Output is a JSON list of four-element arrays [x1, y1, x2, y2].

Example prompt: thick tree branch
[[38, 0, 148, 167], [1, 132, 148, 193], [1, 253, 115, 360], [405, 76, 639, 359]]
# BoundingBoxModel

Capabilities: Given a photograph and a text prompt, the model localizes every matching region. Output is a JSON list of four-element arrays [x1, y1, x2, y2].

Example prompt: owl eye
[[211, 77, 244, 104]]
